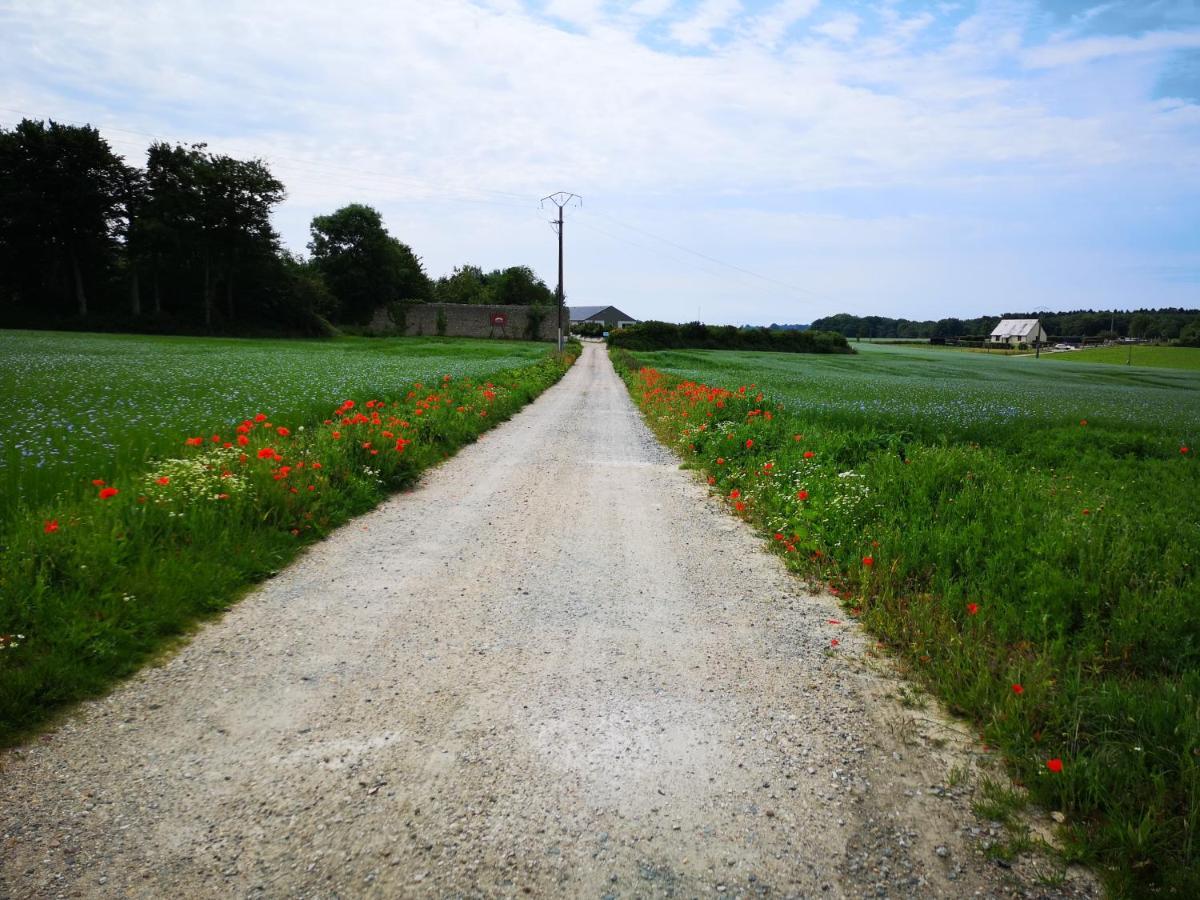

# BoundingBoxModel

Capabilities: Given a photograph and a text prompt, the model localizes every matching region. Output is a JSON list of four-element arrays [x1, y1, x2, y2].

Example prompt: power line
[[540, 192, 580, 352], [581, 206, 827, 302]]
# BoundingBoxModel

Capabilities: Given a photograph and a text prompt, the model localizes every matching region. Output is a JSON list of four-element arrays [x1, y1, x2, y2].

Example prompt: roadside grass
[[611, 344, 1199, 897], [1040, 345, 1200, 371], [0, 334, 577, 745], [0, 329, 549, 527]]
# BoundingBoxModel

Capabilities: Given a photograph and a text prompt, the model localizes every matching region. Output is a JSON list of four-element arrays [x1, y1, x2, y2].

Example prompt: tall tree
[[139, 143, 284, 326], [487, 266, 554, 306], [308, 204, 431, 323], [0, 119, 130, 319]]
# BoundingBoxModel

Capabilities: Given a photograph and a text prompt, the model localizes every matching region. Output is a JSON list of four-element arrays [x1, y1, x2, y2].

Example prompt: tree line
[[810, 309, 1200, 343], [608, 321, 851, 354], [0, 119, 556, 335]]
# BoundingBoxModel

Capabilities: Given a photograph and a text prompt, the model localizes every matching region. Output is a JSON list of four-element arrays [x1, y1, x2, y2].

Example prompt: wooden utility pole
[[541, 192, 580, 352]]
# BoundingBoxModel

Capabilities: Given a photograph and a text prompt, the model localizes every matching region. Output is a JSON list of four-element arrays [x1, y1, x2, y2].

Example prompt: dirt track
[[0, 344, 1094, 898]]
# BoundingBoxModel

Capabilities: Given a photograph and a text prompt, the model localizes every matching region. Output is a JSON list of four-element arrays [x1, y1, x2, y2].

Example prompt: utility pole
[[540, 192, 580, 352]]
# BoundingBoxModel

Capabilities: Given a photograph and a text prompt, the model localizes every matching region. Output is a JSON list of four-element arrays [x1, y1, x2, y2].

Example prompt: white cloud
[[812, 12, 860, 43], [1024, 29, 1200, 69], [543, 0, 605, 29], [1, 0, 1197, 320], [746, 0, 821, 46], [668, 0, 742, 46]]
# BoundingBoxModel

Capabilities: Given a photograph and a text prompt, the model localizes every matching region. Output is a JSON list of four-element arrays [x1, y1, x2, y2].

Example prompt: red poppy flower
[[774, 533, 784, 541], [793, 434, 804, 441], [967, 602, 979, 615], [1079, 419, 1087, 427], [830, 638, 840, 647], [735, 501, 746, 512], [707, 476, 716, 485], [745, 439, 754, 449], [862, 556, 874, 566], [156, 476, 170, 486], [98, 487, 119, 500], [796, 489, 809, 501], [44, 519, 59, 534], [1081, 508, 1090, 515], [92, 478, 105, 486], [1011, 683, 1024, 695], [1046, 758, 1063, 773], [717, 457, 725, 465], [827, 619, 841, 625], [257, 447, 276, 459], [211, 434, 221, 443], [803, 451, 815, 459], [1182, 446, 1190, 454], [277, 426, 290, 437], [237, 435, 249, 446], [332, 431, 342, 440], [185, 437, 203, 447], [254, 413, 268, 422], [730, 489, 741, 499]]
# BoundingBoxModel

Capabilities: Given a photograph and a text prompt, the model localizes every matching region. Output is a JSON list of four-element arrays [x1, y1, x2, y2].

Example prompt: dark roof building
[[568, 305, 638, 326]]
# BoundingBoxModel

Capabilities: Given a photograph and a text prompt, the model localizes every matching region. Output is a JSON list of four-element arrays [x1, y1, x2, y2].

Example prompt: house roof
[[569, 305, 636, 322], [990, 319, 1043, 337]]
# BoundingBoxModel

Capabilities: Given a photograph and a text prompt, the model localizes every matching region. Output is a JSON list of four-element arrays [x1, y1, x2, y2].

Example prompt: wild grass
[[1040, 345, 1200, 371], [0, 331, 576, 744], [612, 343, 1199, 897], [0, 329, 549, 526]]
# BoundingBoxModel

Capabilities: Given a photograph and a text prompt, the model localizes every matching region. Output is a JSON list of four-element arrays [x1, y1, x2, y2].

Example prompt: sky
[[2, 0, 1199, 325]]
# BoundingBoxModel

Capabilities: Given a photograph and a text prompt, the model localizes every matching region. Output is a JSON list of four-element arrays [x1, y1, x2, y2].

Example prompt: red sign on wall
[[491, 313, 508, 327]]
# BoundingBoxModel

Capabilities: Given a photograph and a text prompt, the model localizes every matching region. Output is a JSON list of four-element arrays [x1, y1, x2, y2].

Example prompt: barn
[[989, 319, 1048, 346], [569, 305, 638, 329]]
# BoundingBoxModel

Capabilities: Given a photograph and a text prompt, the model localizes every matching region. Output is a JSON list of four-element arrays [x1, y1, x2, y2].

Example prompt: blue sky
[[1, 0, 1198, 323]]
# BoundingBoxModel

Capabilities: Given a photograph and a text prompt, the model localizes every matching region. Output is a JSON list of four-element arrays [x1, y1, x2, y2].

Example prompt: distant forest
[[810, 310, 1200, 344], [0, 119, 555, 336]]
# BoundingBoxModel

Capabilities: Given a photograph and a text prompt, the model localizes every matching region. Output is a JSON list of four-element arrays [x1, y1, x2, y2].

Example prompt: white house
[[989, 319, 1048, 346]]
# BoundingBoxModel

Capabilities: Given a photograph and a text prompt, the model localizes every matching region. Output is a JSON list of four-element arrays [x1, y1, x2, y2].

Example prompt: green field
[[1041, 344, 1200, 371], [615, 342, 1199, 896], [0, 330, 548, 523], [0, 329, 573, 745]]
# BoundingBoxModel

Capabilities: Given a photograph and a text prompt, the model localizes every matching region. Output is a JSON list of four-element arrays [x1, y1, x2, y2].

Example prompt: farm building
[[569, 305, 638, 329], [989, 319, 1048, 346]]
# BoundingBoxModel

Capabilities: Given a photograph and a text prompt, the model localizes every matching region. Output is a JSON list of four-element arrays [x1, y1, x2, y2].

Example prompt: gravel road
[[1, 344, 1096, 899]]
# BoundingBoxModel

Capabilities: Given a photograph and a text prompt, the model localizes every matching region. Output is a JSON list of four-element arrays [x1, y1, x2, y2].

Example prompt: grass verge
[[0, 345, 577, 745], [611, 346, 1198, 898]]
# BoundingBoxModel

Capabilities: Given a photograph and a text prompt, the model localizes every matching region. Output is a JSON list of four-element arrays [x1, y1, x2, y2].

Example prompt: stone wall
[[368, 304, 568, 343]]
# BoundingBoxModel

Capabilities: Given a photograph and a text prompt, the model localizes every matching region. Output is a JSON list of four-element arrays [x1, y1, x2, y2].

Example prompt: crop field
[[0, 330, 548, 524], [614, 343, 1199, 895], [1041, 344, 1200, 371], [0, 329, 573, 743]]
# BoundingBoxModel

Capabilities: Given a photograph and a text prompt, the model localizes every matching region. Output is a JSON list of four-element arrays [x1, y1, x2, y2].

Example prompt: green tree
[[487, 266, 554, 306], [1129, 313, 1154, 339], [0, 119, 131, 319], [138, 143, 284, 326], [433, 264, 488, 304], [308, 204, 431, 324]]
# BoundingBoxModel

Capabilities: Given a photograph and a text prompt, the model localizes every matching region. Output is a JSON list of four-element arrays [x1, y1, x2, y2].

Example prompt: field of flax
[[0, 329, 550, 525], [612, 342, 1199, 897], [0, 330, 576, 744]]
